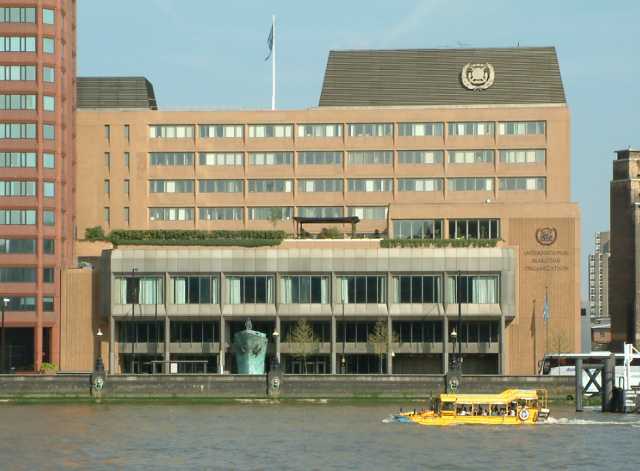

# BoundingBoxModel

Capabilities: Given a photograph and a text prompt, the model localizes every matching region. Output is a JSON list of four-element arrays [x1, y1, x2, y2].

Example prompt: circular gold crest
[[535, 227, 557, 246], [461, 63, 495, 90]]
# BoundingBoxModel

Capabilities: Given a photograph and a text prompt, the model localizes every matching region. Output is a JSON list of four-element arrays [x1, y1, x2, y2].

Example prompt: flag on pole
[[265, 24, 274, 61], [543, 290, 550, 322]]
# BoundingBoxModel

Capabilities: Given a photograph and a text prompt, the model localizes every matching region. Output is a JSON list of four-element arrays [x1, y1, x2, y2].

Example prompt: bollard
[[575, 358, 583, 412], [602, 354, 615, 412]]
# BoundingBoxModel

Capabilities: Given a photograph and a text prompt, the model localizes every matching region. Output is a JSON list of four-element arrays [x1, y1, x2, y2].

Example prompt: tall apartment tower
[[0, 1, 76, 371], [610, 149, 640, 349], [588, 231, 610, 318]]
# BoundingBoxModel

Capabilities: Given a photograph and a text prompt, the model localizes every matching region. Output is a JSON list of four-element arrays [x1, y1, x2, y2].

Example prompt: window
[[149, 125, 194, 139], [43, 296, 54, 311], [347, 179, 392, 192], [298, 179, 343, 193], [0, 94, 36, 110], [199, 124, 243, 138], [0, 152, 36, 168], [200, 208, 243, 221], [43, 124, 55, 140], [0, 36, 37, 52], [123, 207, 129, 224], [348, 207, 388, 220], [0, 65, 36, 81], [498, 121, 545, 136], [449, 219, 500, 240], [395, 276, 441, 303], [199, 207, 243, 221], [0, 209, 36, 225], [281, 276, 329, 303], [398, 123, 443, 137], [103, 207, 109, 225], [348, 151, 392, 165], [348, 123, 392, 137], [43, 239, 55, 254], [149, 207, 194, 221], [170, 321, 217, 344], [499, 177, 546, 191], [116, 277, 164, 304], [0, 7, 36, 23], [43, 268, 54, 283], [124, 179, 130, 197], [393, 220, 443, 239], [298, 151, 342, 165], [500, 149, 545, 164], [338, 276, 386, 304], [104, 152, 110, 170], [0, 180, 36, 196], [248, 179, 292, 193], [446, 275, 499, 304], [42, 38, 54, 54], [448, 150, 494, 164], [124, 124, 130, 142], [297, 124, 342, 137], [447, 178, 493, 192], [149, 152, 194, 166], [42, 9, 55, 25], [199, 152, 243, 166], [103, 180, 110, 197], [398, 150, 443, 165], [43, 66, 54, 82], [149, 180, 194, 193], [227, 276, 274, 304], [250, 152, 292, 166], [3, 296, 36, 311], [397, 178, 443, 192], [198, 180, 243, 193], [447, 122, 494, 136], [0, 267, 36, 282], [298, 207, 343, 218], [393, 321, 443, 343], [0, 238, 36, 254], [0, 123, 36, 139], [248, 207, 293, 221], [43, 182, 55, 198], [123, 152, 130, 169], [43, 96, 55, 111], [248, 124, 292, 138], [173, 276, 218, 304]]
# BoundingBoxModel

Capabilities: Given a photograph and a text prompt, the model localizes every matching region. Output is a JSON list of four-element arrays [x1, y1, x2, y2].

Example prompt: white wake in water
[[544, 417, 640, 426]]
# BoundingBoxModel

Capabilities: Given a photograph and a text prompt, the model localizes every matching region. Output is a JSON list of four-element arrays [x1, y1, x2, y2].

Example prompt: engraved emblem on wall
[[461, 63, 495, 90], [535, 227, 557, 246]]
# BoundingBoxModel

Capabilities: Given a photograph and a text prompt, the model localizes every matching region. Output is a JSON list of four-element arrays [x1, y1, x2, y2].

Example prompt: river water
[[0, 402, 639, 470]]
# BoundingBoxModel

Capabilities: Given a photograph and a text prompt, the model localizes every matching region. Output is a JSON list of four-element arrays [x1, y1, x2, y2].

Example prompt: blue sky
[[78, 0, 640, 299]]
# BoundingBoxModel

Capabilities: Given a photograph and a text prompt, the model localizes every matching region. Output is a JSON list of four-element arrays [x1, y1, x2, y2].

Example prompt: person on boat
[[509, 408, 516, 416]]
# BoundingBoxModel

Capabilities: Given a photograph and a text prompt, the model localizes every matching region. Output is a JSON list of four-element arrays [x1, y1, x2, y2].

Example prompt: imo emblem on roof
[[461, 63, 495, 90]]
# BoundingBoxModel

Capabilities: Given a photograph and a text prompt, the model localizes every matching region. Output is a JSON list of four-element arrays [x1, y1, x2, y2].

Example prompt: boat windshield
[[442, 401, 455, 412]]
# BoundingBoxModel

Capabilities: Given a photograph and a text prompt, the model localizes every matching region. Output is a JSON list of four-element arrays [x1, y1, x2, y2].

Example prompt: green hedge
[[112, 239, 282, 247], [380, 239, 500, 248]]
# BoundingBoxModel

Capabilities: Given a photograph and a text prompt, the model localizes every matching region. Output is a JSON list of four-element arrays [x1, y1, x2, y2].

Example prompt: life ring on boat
[[518, 408, 530, 421]]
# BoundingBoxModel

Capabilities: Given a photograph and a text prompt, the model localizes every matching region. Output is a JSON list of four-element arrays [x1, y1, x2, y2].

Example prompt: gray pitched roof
[[318, 47, 566, 107], [77, 77, 157, 109]]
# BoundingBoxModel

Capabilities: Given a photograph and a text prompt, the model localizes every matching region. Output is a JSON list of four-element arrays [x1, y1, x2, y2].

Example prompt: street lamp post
[[1, 297, 9, 373], [130, 267, 138, 374]]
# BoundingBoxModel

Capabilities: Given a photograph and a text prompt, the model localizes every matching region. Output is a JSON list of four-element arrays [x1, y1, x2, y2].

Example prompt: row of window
[[0, 36, 55, 54], [146, 177, 546, 194], [0, 64, 55, 82], [0, 94, 55, 111], [0, 152, 55, 168], [0, 7, 55, 25], [0, 238, 55, 255], [147, 150, 546, 167], [0, 209, 56, 226], [2, 295, 54, 312], [0, 267, 54, 283], [393, 219, 500, 240], [116, 274, 499, 305], [147, 121, 546, 139], [0, 181, 55, 197], [0, 123, 55, 140]]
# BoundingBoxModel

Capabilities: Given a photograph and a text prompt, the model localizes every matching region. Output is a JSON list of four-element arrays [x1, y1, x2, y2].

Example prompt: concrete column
[[275, 315, 281, 363], [442, 316, 449, 374], [603, 354, 616, 412], [331, 315, 337, 374], [164, 315, 170, 373], [109, 315, 115, 374], [219, 316, 226, 374], [499, 315, 506, 375], [575, 357, 583, 412], [387, 316, 393, 374]]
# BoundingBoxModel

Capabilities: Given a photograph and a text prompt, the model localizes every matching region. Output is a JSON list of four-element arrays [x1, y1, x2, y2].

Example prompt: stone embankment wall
[[0, 374, 574, 400]]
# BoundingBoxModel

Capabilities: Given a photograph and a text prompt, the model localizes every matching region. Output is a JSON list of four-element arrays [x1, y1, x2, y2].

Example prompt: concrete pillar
[[602, 354, 616, 412], [219, 316, 226, 374], [331, 315, 337, 374], [442, 316, 449, 374], [575, 357, 583, 412], [109, 315, 115, 374], [387, 316, 393, 374], [164, 315, 170, 373], [499, 315, 506, 375], [275, 316, 281, 363]]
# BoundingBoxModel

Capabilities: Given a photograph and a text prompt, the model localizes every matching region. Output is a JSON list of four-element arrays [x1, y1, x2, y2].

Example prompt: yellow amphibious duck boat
[[396, 389, 550, 426]]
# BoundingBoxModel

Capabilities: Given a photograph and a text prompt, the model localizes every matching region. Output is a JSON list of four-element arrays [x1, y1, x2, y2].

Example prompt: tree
[[288, 319, 319, 374], [268, 207, 282, 229], [367, 320, 399, 374]]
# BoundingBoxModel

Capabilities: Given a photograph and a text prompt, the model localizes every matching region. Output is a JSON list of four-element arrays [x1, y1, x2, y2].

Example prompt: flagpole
[[271, 15, 276, 111]]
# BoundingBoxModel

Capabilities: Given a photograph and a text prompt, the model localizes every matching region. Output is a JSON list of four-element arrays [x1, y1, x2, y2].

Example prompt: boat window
[[442, 401, 455, 411]]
